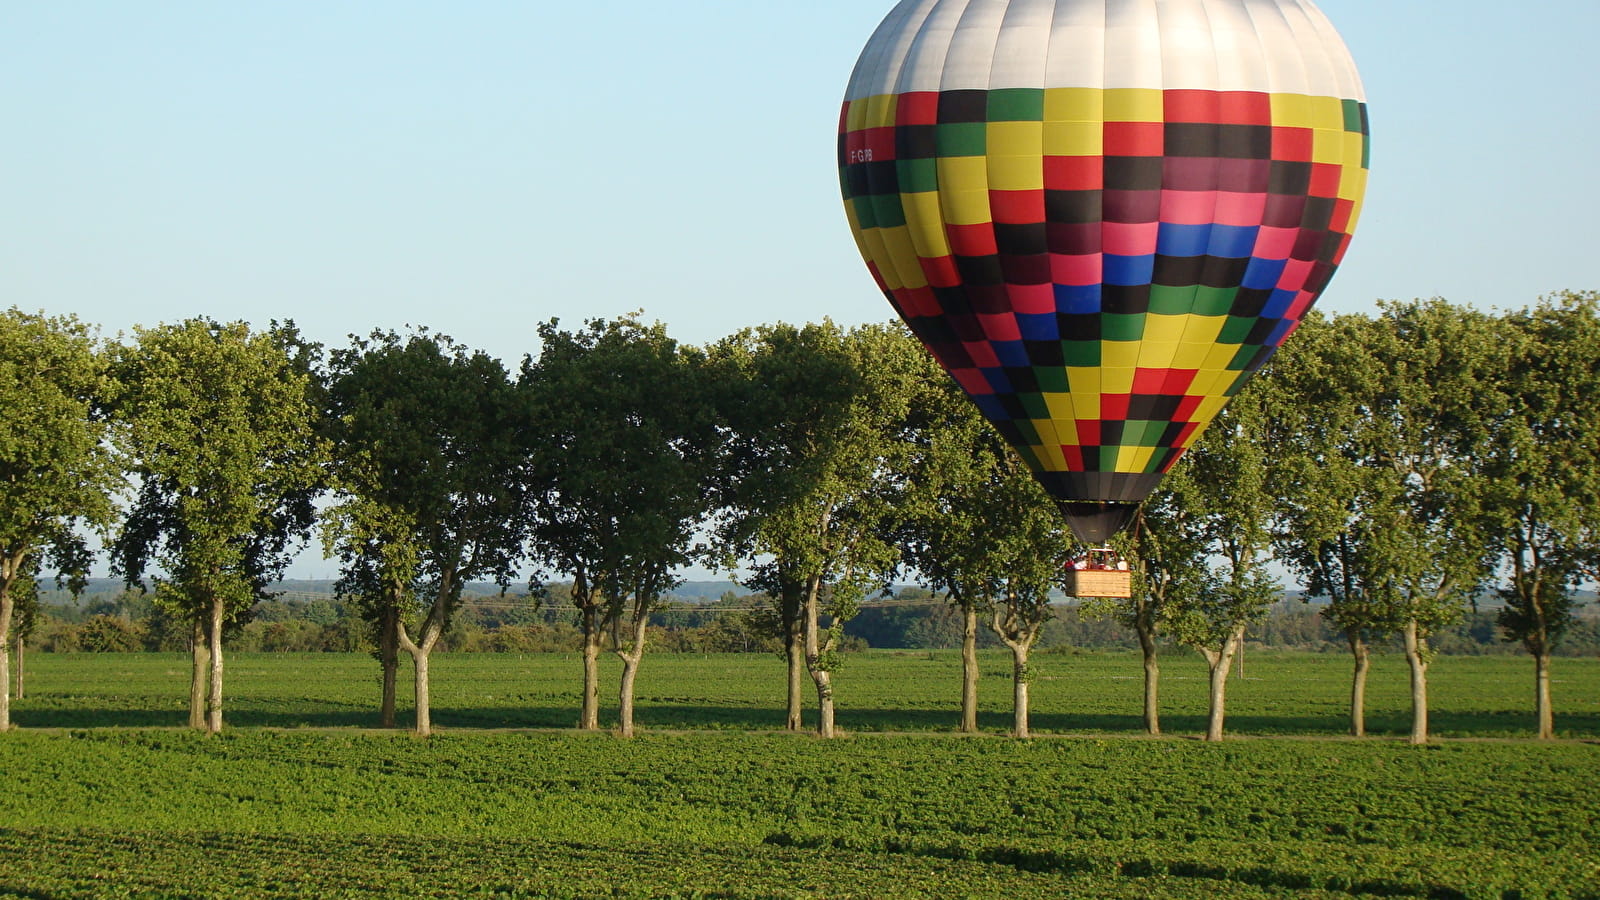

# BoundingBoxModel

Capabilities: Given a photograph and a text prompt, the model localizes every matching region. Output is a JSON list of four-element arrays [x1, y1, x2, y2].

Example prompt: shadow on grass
[[13, 703, 1599, 739]]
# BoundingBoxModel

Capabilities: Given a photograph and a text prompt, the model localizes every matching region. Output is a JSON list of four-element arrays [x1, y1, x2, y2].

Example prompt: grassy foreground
[[2, 651, 1598, 898], [2, 731, 1597, 898]]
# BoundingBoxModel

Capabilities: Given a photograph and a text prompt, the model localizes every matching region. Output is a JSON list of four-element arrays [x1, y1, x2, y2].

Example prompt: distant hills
[[38, 577, 1599, 609]]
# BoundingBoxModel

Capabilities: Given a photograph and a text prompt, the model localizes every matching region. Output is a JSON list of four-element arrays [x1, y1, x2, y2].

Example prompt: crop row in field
[[1, 730, 1597, 897]]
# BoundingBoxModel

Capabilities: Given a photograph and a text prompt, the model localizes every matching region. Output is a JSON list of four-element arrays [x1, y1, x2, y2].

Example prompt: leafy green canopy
[[0, 308, 119, 592], [108, 319, 324, 615], [323, 329, 528, 621], [522, 314, 721, 610]]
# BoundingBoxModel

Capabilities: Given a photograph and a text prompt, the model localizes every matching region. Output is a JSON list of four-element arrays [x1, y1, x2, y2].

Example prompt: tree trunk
[[189, 617, 209, 730], [1009, 641, 1030, 739], [1348, 631, 1370, 738], [0, 586, 12, 731], [579, 603, 602, 731], [802, 578, 835, 738], [206, 595, 225, 734], [411, 647, 431, 736], [1203, 625, 1245, 742], [379, 604, 399, 729], [1402, 618, 1429, 745], [1137, 623, 1160, 736], [616, 612, 649, 738], [396, 591, 449, 737], [959, 603, 979, 733], [13, 632, 23, 701], [785, 626, 804, 731], [1534, 651, 1554, 740]]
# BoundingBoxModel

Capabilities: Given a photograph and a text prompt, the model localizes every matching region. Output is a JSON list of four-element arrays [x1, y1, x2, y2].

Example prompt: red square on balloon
[[1220, 91, 1272, 125], [947, 224, 999, 257], [921, 255, 962, 288], [1309, 163, 1342, 198], [1044, 156, 1103, 191], [1164, 90, 1220, 123], [1272, 127, 1314, 162], [896, 92, 941, 127], [1104, 122, 1164, 157], [990, 189, 1046, 224]]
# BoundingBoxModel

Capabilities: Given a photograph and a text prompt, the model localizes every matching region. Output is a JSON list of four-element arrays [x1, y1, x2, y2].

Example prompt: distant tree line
[[31, 587, 1598, 659], [2, 294, 1596, 741]]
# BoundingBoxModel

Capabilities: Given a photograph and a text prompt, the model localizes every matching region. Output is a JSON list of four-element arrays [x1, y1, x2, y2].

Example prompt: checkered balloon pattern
[[840, 0, 1369, 507]]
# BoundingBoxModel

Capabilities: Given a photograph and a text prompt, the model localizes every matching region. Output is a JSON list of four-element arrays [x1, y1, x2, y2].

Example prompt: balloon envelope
[[839, 0, 1368, 542]]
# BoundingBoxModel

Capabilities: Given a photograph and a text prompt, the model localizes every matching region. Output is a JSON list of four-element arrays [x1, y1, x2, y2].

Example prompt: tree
[[1108, 489, 1208, 736], [1350, 302, 1500, 744], [1163, 388, 1280, 742], [108, 319, 324, 733], [8, 568, 38, 701], [895, 362, 1075, 735], [1266, 312, 1405, 736], [980, 465, 1076, 740], [712, 322, 914, 737], [522, 315, 721, 737], [323, 329, 528, 736], [0, 309, 119, 729], [1484, 292, 1600, 739], [1267, 304, 1501, 743]]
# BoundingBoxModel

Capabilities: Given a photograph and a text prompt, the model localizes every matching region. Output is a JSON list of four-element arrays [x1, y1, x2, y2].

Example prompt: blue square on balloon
[[1266, 320, 1294, 346], [1103, 254, 1155, 286], [1157, 223, 1211, 257], [992, 340, 1031, 368], [1207, 225, 1258, 259], [1262, 289, 1297, 319], [1017, 313, 1059, 341], [1241, 258, 1287, 291], [972, 394, 1008, 420], [982, 368, 1014, 395], [1053, 283, 1101, 314]]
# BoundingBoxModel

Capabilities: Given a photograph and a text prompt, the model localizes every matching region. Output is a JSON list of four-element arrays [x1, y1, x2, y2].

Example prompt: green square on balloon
[[1062, 341, 1101, 367], [1101, 314, 1146, 342], [936, 123, 987, 157], [1147, 285, 1198, 316], [1030, 366, 1068, 390], [1191, 286, 1238, 318], [896, 158, 939, 193], [870, 194, 906, 229], [1216, 316, 1256, 345]]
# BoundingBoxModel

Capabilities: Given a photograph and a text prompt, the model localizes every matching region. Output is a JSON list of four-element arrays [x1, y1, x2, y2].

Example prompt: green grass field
[[9, 648, 1599, 737], [2, 651, 1598, 898]]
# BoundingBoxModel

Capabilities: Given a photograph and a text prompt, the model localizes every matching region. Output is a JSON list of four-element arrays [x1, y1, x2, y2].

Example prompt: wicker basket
[[1064, 568, 1132, 598]]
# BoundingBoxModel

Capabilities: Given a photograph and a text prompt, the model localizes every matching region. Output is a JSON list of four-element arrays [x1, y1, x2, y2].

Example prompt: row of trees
[[2, 294, 1596, 741]]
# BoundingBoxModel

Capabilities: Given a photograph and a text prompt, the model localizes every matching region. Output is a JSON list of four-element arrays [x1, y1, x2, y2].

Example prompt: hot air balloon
[[838, 0, 1369, 547]]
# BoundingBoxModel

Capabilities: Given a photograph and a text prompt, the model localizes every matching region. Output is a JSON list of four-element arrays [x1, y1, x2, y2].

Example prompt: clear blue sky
[[4, 2, 1596, 582], [5, 0, 1595, 366]]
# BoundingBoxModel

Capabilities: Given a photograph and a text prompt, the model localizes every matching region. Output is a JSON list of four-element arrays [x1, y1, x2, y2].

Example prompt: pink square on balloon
[[1008, 283, 1056, 315], [963, 340, 1001, 368], [1050, 253, 1101, 285], [1102, 221, 1158, 256], [1285, 291, 1317, 320], [979, 313, 1023, 341], [1213, 191, 1268, 227], [949, 367, 994, 396], [1159, 190, 1218, 226], [1276, 258, 1315, 291], [1252, 226, 1299, 260]]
